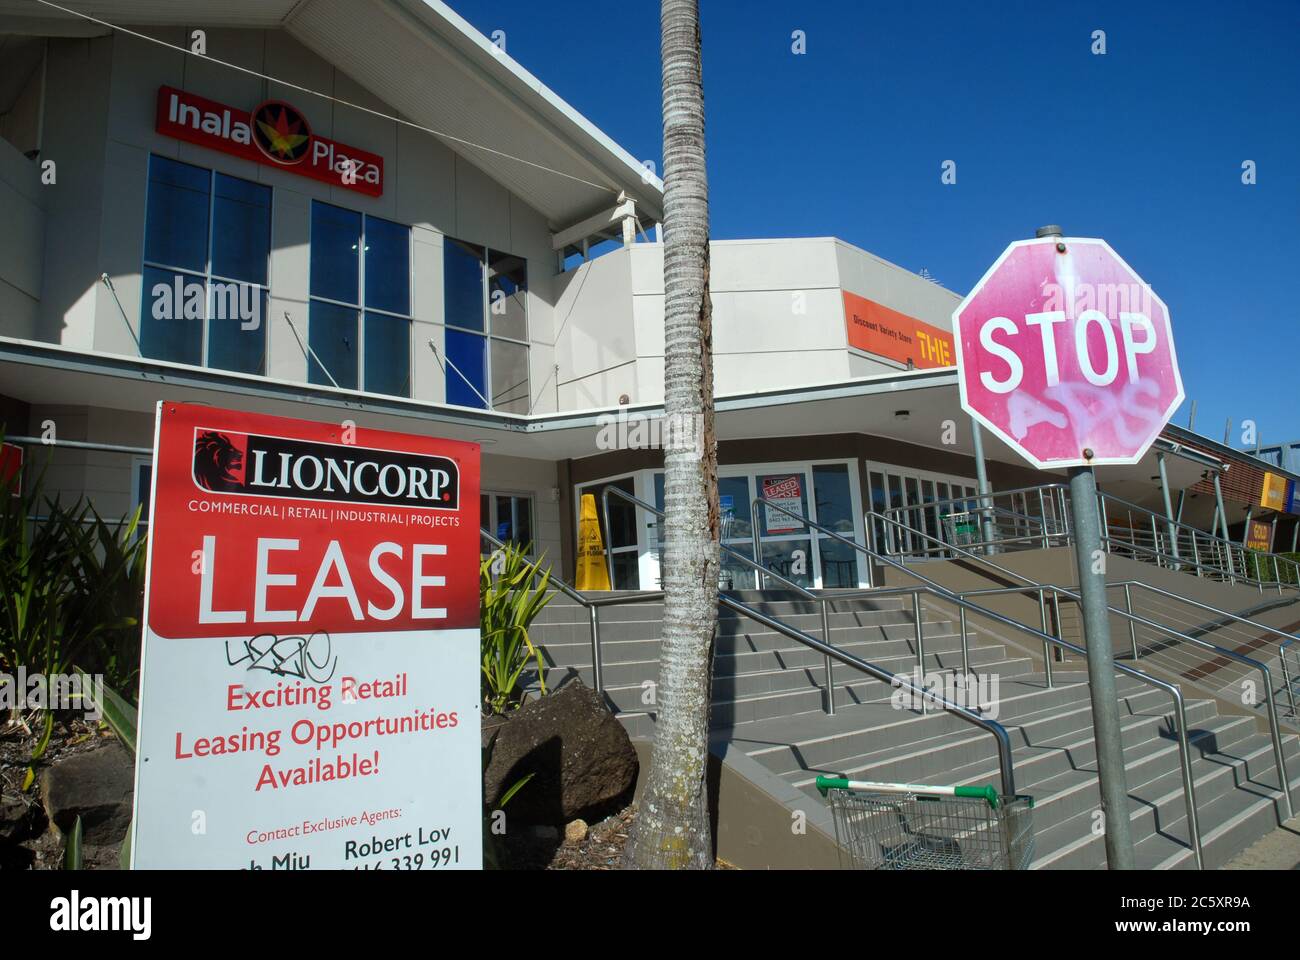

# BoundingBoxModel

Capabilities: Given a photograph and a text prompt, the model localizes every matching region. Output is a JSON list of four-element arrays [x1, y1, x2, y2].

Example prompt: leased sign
[[156, 86, 384, 197], [131, 402, 480, 869]]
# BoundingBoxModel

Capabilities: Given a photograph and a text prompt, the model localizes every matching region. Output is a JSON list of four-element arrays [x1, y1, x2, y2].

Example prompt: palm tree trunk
[[623, 0, 720, 870]]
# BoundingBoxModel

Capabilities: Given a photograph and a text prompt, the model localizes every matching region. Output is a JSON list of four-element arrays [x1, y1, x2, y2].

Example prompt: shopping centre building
[[1, 0, 1296, 589]]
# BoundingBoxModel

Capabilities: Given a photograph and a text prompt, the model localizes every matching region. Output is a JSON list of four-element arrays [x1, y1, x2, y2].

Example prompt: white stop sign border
[[952, 236, 1185, 470]]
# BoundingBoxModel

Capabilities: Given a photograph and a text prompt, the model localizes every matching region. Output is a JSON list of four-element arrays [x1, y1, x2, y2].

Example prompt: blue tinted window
[[308, 300, 358, 389], [145, 156, 210, 272], [140, 266, 204, 366], [364, 311, 410, 398], [208, 284, 267, 375], [211, 174, 271, 284], [364, 216, 410, 314], [444, 240, 485, 331], [445, 328, 487, 408], [310, 202, 360, 304]]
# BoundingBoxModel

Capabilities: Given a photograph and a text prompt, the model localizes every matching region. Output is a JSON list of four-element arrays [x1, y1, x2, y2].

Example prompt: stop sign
[[953, 236, 1183, 469]]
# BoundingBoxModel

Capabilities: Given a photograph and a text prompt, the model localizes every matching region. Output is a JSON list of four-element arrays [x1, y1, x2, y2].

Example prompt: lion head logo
[[193, 431, 245, 491]]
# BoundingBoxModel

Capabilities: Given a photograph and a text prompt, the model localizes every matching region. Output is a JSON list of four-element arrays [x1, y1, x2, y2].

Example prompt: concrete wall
[[0, 135, 43, 340], [552, 237, 965, 409], [29, 27, 559, 411]]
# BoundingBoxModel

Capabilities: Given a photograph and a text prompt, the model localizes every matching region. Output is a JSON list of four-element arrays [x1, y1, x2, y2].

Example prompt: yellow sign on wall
[[1260, 472, 1288, 511], [1246, 518, 1273, 553], [575, 493, 612, 591]]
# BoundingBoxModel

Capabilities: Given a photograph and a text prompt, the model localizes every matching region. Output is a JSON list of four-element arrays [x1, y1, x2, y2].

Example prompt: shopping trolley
[[815, 776, 1035, 870], [941, 511, 979, 549]]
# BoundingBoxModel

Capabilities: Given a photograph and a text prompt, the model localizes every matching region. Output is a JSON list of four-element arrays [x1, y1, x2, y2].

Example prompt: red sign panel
[[0, 442, 21, 495], [145, 402, 478, 639], [953, 237, 1183, 469], [843, 291, 955, 369], [155, 86, 384, 197]]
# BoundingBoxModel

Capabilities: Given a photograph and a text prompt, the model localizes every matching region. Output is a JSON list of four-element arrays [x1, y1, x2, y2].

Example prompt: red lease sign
[[953, 237, 1183, 468], [131, 402, 482, 869], [144, 403, 478, 637], [155, 86, 384, 197]]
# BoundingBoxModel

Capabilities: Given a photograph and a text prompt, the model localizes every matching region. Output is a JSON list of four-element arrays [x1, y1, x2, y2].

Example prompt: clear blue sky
[[451, 0, 1299, 449]]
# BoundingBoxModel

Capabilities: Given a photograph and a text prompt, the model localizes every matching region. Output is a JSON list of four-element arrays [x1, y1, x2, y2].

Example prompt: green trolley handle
[[815, 775, 1002, 809]]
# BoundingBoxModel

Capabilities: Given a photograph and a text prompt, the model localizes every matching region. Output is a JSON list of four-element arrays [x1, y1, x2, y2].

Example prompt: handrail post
[[751, 512, 764, 588], [1124, 583, 1139, 661], [959, 604, 970, 676], [1038, 487, 1049, 549], [1260, 666, 1295, 820], [1282, 640, 1298, 720], [1038, 588, 1053, 688], [912, 592, 926, 714], [589, 605, 603, 696], [820, 598, 836, 716], [1171, 691, 1205, 870]]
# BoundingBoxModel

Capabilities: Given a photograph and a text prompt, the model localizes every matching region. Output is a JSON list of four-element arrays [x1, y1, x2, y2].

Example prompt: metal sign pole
[[970, 420, 996, 554], [1070, 460, 1136, 869]]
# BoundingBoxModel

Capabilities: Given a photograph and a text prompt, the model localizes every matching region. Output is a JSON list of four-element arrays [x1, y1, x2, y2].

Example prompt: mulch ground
[[0, 714, 117, 870]]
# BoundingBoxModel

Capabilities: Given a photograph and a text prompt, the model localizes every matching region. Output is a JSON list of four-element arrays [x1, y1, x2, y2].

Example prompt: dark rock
[[1, 791, 48, 843], [483, 680, 637, 824], [39, 741, 134, 847]]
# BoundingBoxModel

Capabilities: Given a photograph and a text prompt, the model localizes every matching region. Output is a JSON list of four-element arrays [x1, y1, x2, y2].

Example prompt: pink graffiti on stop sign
[[953, 237, 1183, 469]]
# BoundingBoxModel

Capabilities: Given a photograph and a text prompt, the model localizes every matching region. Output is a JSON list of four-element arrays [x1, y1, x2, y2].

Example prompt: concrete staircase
[[527, 590, 1300, 869]]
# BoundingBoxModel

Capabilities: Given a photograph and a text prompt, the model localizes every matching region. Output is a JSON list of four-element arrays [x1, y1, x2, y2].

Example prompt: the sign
[[156, 86, 384, 197], [761, 475, 804, 533], [843, 291, 954, 369], [131, 402, 480, 869], [0, 442, 21, 495], [1246, 518, 1273, 553], [952, 237, 1183, 469], [1260, 472, 1288, 511], [1286, 480, 1300, 516], [574, 493, 612, 591]]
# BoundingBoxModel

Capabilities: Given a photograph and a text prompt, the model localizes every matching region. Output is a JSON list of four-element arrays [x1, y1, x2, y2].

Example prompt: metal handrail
[[866, 507, 1295, 828], [756, 498, 1226, 868], [594, 488, 1019, 795], [1108, 578, 1300, 721], [747, 496, 1207, 855], [1281, 639, 1299, 720], [601, 486, 847, 715], [886, 479, 1300, 590]]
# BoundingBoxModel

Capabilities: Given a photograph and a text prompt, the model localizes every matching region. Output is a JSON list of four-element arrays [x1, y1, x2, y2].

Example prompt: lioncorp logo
[[191, 429, 459, 510], [251, 99, 312, 165]]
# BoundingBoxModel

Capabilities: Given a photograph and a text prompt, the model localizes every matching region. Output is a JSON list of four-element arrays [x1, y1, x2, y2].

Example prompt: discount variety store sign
[[130, 403, 480, 869]]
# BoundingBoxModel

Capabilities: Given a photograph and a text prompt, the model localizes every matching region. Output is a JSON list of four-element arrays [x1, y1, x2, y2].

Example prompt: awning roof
[[0, 0, 664, 228], [0, 338, 1262, 516]]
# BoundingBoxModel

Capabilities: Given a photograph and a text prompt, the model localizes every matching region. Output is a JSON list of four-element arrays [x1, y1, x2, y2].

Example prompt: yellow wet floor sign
[[575, 493, 612, 590]]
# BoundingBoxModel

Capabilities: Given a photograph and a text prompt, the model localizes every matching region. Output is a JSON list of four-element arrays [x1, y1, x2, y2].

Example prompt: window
[[480, 493, 535, 551], [443, 239, 530, 412], [141, 155, 269, 374], [652, 461, 866, 589], [308, 201, 412, 397], [131, 458, 153, 525]]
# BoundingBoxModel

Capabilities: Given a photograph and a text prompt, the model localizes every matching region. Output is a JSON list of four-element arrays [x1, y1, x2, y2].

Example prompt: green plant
[[63, 815, 84, 870], [479, 543, 554, 715], [0, 463, 147, 700], [0, 456, 146, 790]]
